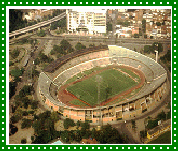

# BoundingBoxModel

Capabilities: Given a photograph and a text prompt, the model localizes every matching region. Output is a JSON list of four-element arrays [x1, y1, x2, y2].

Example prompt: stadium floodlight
[[155, 50, 158, 63], [96, 75, 103, 126]]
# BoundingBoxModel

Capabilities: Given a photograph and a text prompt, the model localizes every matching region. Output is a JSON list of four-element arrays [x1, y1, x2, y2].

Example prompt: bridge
[[9, 12, 66, 39]]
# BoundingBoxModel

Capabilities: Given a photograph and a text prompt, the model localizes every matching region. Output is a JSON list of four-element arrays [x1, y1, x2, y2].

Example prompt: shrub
[[147, 119, 158, 129], [144, 35, 147, 39], [21, 138, 26, 144], [134, 34, 139, 38], [28, 110, 35, 114], [10, 115, 21, 124], [37, 29, 46, 37], [22, 111, 28, 116], [64, 118, 75, 129], [21, 119, 33, 129]]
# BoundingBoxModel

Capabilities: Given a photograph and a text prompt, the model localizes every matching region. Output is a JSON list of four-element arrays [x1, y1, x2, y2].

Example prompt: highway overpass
[[9, 12, 66, 39]]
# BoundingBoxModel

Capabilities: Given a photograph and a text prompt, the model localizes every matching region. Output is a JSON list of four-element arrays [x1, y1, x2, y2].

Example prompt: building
[[66, 9, 106, 35], [38, 45, 168, 125], [147, 119, 171, 140], [23, 9, 53, 21]]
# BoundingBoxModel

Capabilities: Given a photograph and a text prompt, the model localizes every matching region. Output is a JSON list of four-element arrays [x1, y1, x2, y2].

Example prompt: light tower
[[96, 75, 103, 127], [155, 43, 159, 63], [155, 50, 158, 63]]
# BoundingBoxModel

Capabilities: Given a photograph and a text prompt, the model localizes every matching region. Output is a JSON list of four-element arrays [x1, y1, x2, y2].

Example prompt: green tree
[[75, 129, 82, 142], [53, 45, 61, 52], [107, 23, 113, 31], [144, 45, 153, 54], [75, 42, 86, 51], [21, 119, 33, 129], [156, 22, 161, 26], [142, 19, 146, 34], [21, 138, 26, 144], [10, 68, 23, 79], [33, 130, 51, 144], [91, 128, 96, 139], [10, 115, 21, 124], [61, 130, 70, 143], [59, 39, 73, 54], [157, 111, 167, 121], [50, 112, 60, 123], [31, 100, 38, 110], [76, 120, 80, 129], [152, 42, 163, 53], [10, 49, 20, 59], [34, 58, 40, 65], [19, 85, 32, 97], [64, 118, 75, 129], [37, 29, 46, 37], [9, 82, 16, 99], [147, 119, 158, 129], [134, 34, 139, 38]]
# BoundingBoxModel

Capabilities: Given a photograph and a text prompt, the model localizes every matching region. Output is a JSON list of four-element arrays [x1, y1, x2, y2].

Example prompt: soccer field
[[67, 68, 140, 106]]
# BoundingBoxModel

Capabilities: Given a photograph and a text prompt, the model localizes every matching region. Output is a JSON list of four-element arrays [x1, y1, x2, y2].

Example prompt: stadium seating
[[39, 45, 167, 113]]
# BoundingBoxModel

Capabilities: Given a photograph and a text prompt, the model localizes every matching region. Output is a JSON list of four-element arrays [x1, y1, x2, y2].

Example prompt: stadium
[[38, 45, 168, 125]]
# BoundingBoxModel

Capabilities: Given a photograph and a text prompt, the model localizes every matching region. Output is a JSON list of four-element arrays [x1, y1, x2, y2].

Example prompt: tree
[[134, 34, 139, 38], [152, 42, 163, 53], [31, 100, 38, 110], [50, 18, 66, 30], [91, 128, 96, 139], [76, 120, 80, 129], [34, 58, 40, 65], [33, 130, 52, 144], [32, 67, 40, 77], [10, 115, 21, 124], [50, 112, 60, 123], [10, 49, 20, 59], [97, 124, 122, 144], [144, 45, 153, 54], [37, 29, 46, 37], [64, 118, 75, 129], [75, 42, 86, 51], [9, 82, 16, 99], [21, 119, 32, 129], [140, 130, 147, 139], [75, 129, 82, 142], [10, 67, 23, 79], [21, 138, 26, 144], [156, 22, 161, 26], [61, 130, 70, 143], [142, 19, 146, 34], [19, 85, 32, 97], [106, 23, 113, 31], [59, 39, 73, 54], [147, 119, 158, 129], [157, 111, 167, 121]]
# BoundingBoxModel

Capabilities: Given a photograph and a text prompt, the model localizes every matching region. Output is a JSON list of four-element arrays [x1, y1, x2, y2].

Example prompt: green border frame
[[1, 0, 177, 150]]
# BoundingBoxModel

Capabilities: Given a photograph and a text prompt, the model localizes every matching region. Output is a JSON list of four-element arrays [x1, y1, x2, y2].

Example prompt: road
[[9, 12, 66, 38], [29, 34, 171, 45]]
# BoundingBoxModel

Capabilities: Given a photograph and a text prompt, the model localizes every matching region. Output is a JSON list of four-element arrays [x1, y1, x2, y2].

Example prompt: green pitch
[[67, 68, 139, 106]]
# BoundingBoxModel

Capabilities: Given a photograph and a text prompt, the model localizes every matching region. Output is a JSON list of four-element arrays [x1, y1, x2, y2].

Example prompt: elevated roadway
[[9, 12, 66, 38]]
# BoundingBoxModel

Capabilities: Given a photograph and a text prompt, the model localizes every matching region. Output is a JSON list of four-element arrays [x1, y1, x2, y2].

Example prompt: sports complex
[[38, 45, 168, 125]]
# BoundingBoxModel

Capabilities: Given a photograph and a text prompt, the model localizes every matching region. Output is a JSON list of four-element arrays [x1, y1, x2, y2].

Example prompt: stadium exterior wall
[[38, 45, 168, 125]]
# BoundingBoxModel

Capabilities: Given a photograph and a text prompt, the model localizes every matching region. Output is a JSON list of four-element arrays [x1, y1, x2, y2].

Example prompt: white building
[[66, 9, 106, 35]]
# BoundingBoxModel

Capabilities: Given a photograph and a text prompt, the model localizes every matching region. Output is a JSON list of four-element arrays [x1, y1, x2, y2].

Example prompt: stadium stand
[[38, 45, 168, 125]]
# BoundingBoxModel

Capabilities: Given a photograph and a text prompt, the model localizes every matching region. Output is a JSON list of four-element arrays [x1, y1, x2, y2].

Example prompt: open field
[[67, 68, 140, 106], [148, 130, 171, 144]]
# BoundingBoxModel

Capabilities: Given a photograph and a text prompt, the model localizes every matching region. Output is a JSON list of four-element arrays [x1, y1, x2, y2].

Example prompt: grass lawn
[[67, 68, 139, 106], [68, 99, 89, 106], [148, 130, 171, 144], [64, 67, 103, 85]]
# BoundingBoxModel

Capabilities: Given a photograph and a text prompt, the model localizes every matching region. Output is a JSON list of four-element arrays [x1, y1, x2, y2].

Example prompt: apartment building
[[66, 9, 107, 35]]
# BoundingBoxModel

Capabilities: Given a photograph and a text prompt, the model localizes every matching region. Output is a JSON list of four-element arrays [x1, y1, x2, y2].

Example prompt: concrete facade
[[38, 45, 168, 125]]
